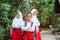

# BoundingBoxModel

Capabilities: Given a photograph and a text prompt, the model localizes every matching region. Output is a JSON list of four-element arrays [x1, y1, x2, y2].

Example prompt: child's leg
[[12, 29, 18, 40], [18, 29, 22, 40], [28, 32, 34, 40], [10, 28, 13, 37], [36, 28, 41, 40], [24, 32, 28, 40]]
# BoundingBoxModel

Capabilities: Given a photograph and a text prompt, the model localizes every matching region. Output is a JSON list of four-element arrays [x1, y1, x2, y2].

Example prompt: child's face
[[26, 13, 32, 21], [16, 13, 20, 18], [33, 11, 37, 16]]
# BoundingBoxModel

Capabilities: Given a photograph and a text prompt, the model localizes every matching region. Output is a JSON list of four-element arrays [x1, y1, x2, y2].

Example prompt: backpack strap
[[25, 21, 33, 27], [31, 22, 33, 27], [25, 21, 27, 27]]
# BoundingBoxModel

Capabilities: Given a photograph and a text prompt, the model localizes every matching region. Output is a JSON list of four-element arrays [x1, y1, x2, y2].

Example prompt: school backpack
[[25, 21, 33, 27]]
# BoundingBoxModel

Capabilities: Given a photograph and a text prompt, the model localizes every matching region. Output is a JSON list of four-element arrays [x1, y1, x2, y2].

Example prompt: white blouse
[[12, 18, 24, 28], [22, 21, 35, 32], [31, 16, 40, 27], [31, 16, 40, 32]]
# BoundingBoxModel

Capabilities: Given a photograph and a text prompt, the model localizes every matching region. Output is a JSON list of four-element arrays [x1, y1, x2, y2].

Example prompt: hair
[[26, 12, 32, 16]]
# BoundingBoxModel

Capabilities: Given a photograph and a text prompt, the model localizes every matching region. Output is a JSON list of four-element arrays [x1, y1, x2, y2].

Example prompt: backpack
[[25, 21, 33, 27]]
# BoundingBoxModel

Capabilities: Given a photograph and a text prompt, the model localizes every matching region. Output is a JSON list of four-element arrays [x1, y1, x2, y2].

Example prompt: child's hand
[[23, 25, 25, 27], [26, 28, 31, 30]]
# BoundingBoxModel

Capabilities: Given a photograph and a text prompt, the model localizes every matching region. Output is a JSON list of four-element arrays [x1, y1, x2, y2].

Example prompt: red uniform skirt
[[12, 28, 22, 40], [24, 31, 34, 40], [35, 27, 41, 40]]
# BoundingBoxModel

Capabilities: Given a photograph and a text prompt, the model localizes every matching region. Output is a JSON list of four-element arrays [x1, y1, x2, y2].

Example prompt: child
[[11, 11, 23, 40], [22, 12, 35, 40], [31, 9, 41, 40]]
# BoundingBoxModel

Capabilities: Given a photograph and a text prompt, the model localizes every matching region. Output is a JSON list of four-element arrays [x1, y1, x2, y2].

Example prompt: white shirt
[[22, 21, 35, 32], [31, 16, 40, 27], [12, 18, 24, 28], [31, 16, 40, 32]]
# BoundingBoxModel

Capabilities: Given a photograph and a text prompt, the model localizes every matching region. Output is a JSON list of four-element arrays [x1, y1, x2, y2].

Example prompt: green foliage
[[0, 3, 11, 11], [0, 2, 11, 29], [0, 26, 4, 36], [54, 14, 60, 24], [27, 0, 55, 25]]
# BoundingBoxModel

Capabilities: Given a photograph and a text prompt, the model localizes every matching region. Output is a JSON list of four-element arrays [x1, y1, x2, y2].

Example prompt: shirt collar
[[27, 21, 31, 23]]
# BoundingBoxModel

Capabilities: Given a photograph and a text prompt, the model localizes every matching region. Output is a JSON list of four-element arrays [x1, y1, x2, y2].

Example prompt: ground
[[41, 31, 60, 40]]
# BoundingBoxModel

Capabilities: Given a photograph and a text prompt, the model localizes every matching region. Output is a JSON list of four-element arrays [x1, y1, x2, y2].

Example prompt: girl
[[22, 12, 35, 40], [11, 11, 23, 40], [31, 9, 41, 40]]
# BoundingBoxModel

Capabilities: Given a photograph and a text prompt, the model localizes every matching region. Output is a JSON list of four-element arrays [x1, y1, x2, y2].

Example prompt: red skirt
[[24, 31, 34, 40], [35, 27, 41, 40], [12, 28, 22, 40]]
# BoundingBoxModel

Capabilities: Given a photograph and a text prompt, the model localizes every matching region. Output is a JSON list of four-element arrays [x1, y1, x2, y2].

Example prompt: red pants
[[36, 29, 41, 40], [12, 29, 22, 40], [35, 27, 41, 40], [24, 31, 34, 40]]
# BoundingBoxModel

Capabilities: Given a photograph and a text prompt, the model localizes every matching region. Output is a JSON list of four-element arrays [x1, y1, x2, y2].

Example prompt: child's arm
[[12, 19, 17, 28], [21, 25, 30, 31], [35, 18, 40, 27], [27, 24, 35, 32]]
